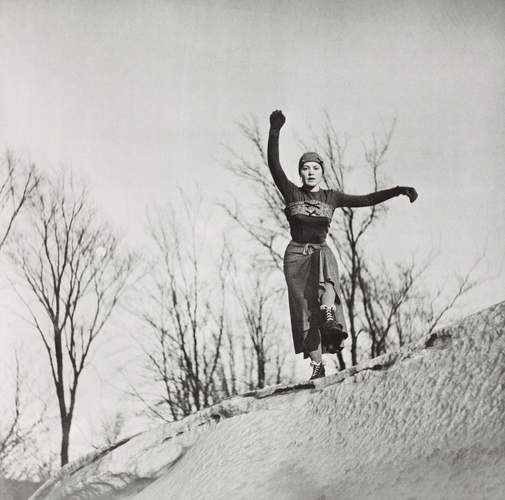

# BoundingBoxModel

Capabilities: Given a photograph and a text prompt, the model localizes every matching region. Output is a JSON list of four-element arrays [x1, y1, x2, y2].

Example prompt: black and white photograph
[[1, 1, 504, 499]]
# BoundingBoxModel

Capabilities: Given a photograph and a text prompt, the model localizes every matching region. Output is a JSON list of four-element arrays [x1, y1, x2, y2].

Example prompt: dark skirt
[[283, 241, 347, 357]]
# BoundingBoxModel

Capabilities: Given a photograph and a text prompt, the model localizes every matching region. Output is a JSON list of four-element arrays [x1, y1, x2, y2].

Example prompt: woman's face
[[299, 161, 323, 188]]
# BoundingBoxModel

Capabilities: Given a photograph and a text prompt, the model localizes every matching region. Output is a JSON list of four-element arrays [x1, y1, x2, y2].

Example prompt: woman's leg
[[319, 281, 336, 309], [308, 346, 322, 363], [306, 282, 340, 376], [304, 328, 325, 379], [319, 281, 346, 353], [307, 344, 324, 379], [307, 282, 337, 361], [319, 281, 344, 327], [304, 328, 322, 362]]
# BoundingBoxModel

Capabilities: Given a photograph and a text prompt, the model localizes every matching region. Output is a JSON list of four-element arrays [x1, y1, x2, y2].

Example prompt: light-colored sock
[[308, 348, 322, 364], [319, 281, 336, 307]]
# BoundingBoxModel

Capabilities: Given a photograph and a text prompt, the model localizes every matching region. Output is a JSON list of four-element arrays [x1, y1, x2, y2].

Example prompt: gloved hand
[[269, 109, 286, 131], [398, 186, 418, 203]]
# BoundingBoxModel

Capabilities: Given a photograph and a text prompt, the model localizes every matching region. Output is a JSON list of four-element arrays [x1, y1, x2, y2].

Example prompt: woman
[[267, 110, 417, 380]]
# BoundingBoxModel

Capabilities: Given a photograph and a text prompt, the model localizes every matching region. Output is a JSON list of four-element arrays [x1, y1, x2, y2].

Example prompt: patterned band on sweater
[[284, 200, 335, 218]]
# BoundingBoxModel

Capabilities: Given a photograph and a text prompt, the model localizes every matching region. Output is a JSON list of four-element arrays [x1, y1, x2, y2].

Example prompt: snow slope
[[30, 301, 505, 500]]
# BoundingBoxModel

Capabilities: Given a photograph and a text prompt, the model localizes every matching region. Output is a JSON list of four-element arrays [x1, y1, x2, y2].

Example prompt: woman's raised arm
[[334, 186, 418, 208], [267, 110, 295, 199]]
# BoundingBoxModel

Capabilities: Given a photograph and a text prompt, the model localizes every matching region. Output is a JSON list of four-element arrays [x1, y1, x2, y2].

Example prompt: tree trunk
[[257, 351, 265, 389], [336, 350, 346, 371], [60, 415, 71, 467]]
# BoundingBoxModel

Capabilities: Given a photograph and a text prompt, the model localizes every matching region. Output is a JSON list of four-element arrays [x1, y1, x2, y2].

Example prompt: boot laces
[[310, 360, 324, 377], [321, 305, 335, 323]]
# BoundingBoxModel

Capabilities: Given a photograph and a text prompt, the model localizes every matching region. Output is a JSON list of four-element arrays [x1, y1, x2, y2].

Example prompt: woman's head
[[298, 152, 324, 189]]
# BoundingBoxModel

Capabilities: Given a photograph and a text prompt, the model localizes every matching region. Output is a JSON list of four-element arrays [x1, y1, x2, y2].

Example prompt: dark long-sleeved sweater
[[267, 129, 401, 243]]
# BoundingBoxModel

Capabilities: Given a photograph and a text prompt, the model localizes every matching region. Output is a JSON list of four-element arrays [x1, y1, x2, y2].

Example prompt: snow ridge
[[30, 301, 505, 500]]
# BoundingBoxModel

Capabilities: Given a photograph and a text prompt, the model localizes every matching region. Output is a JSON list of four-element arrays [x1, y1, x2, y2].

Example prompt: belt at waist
[[289, 240, 327, 255]]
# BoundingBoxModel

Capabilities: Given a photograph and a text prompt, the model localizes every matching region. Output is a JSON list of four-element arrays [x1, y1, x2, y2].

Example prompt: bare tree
[[316, 116, 400, 365], [232, 261, 288, 389], [132, 193, 232, 422], [0, 151, 39, 252], [221, 118, 288, 272], [8, 171, 136, 466], [318, 118, 481, 362], [357, 258, 428, 358], [0, 353, 48, 481], [390, 257, 481, 348], [0, 356, 24, 478]]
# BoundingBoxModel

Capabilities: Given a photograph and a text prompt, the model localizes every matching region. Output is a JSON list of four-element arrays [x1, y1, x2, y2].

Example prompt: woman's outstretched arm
[[334, 186, 418, 208], [267, 110, 295, 199]]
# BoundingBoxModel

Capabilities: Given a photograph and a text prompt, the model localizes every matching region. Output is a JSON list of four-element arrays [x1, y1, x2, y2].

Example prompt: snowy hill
[[30, 301, 505, 500], [0, 478, 41, 500]]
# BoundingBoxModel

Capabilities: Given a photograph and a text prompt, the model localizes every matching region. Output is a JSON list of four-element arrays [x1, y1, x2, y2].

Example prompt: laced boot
[[309, 360, 326, 380], [320, 305, 348, 353]]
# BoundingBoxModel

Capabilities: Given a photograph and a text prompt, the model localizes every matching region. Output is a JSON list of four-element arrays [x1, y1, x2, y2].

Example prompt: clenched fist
[[270, 110, 286, 131], [398, 186, 418, 203]]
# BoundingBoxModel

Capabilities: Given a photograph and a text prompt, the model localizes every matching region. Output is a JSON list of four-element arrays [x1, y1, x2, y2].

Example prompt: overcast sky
[[1, 0, 504, 458]]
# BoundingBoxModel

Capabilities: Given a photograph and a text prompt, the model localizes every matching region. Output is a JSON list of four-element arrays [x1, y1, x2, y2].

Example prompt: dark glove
[[269, 110, 286, 131], [398, 186, 418, 203]]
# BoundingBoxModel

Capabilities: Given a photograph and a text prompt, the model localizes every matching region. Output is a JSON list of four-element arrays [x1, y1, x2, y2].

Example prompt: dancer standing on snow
[[267, 110, 417, 380]]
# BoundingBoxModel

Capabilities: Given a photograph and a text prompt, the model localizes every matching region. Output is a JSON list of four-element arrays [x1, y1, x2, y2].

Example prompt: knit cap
[[298, 152, 324, 172]]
